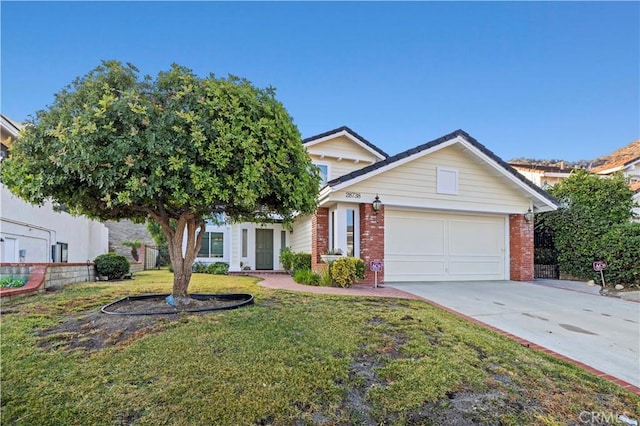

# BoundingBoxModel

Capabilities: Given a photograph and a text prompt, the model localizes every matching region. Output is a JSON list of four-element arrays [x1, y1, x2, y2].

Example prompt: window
[[315, 163, 329, 186], [437, 167, 459, 195], [346, 209, 355, 256], [330, 211, 336, 251], [281, 230, 286, 251], [242, 229, 248, 257], [198, 232, 224, 258], [52, 242, 68, 263]]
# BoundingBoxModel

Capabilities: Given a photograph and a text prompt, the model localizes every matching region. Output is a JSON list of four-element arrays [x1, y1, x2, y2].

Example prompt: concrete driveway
[[387, 280, 640, 388]]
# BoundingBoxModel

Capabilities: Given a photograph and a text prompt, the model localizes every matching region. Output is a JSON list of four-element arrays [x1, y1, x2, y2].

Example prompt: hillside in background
[[510, 139, 640, 170]]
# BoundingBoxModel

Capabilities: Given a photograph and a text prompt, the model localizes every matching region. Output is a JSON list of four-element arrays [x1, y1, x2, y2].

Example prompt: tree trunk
[[151, 211, 205, 307]]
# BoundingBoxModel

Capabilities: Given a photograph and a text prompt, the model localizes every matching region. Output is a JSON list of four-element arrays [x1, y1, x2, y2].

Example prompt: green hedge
[[94, 253, 130, 280], [596, 223, 640, 287], [192, 262, 229, 275], [279, 248, 311, 274]]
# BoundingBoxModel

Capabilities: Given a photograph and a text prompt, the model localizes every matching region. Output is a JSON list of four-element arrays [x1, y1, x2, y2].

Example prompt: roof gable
[[303, 126, 388, 161], [325, 129, 559, 212]]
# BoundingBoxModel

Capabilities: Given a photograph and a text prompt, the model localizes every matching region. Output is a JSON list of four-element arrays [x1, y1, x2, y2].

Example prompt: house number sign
[[345, 191, 361, 198]]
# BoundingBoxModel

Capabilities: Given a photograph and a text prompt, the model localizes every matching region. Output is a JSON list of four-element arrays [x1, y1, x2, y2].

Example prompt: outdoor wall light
[[372, 194, 382, 215], [524, 208, 534, 223]]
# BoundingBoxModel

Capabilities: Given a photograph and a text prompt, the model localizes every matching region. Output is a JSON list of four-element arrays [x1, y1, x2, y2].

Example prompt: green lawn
[[1, 271, 638, 425]]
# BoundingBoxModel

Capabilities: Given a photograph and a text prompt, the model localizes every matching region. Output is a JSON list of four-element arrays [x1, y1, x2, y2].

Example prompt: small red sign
[[593, 261, 607, 272]]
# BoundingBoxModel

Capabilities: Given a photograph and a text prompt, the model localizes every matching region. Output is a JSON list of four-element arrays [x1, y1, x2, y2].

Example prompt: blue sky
[[2, 1, 638, 162]]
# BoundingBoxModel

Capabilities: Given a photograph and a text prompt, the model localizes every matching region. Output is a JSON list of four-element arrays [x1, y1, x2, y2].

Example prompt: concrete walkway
[[254, 274, 640, 394]]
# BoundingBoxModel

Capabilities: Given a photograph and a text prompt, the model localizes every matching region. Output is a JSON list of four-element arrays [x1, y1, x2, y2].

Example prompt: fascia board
[[305, 130, 386, 161]]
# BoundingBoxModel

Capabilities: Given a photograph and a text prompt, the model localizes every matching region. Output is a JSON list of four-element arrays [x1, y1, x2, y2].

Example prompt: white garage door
[[385, 209, 507, 282]]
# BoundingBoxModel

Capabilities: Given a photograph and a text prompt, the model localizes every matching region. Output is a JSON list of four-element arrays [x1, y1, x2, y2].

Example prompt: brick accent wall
[[311, 208, 329, 271], [359, 203, 385, 285], [509, 214, 534, 281]]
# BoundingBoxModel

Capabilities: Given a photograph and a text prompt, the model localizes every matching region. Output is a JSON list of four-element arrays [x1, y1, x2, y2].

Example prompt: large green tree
[[540, 169, 638, 284], [1, 61, 319, 304]]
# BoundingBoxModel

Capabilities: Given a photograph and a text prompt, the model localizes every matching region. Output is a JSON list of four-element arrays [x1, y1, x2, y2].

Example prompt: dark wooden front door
[[256, 229, 274, 270]]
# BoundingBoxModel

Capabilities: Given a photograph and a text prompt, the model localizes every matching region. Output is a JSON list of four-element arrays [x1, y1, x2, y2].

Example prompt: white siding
[[307, 135, 380, 180], [1, 185, 109, 263], [337, 145, 531, 214], [290, 215, 312, 253]]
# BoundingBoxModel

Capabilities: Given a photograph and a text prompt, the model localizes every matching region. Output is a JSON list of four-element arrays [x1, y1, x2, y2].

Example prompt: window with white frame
[[314, 163, 330, 186], [436, 167, 459, 195], [198, 232, 224, 258]]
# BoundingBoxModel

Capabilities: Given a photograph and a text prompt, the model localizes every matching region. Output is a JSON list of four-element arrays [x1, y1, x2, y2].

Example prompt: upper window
[[314, 163, 330, 186], [198, 232, 224, 258], [436, 167, 459, 195]]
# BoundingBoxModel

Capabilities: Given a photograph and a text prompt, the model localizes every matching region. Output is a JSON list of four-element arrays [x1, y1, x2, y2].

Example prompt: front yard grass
[[1, 270, 638, 425]]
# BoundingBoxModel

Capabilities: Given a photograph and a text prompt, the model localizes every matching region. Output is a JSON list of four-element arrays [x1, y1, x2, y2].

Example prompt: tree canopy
[[1, 61, 320, 301]]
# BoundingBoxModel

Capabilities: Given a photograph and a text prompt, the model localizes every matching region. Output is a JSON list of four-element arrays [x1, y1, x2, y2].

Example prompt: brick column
[[359, 203, 385, 285], [311, 208, 329, 272], [509, 214, 534, 281]]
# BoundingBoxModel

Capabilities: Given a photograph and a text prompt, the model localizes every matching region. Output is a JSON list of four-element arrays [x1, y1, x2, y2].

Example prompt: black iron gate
[[534, 224, 559, 279]]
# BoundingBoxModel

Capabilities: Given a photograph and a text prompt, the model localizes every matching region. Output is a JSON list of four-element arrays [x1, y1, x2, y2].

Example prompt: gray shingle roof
[[303, 125, 389, 159], [326, 129, 559, 207]]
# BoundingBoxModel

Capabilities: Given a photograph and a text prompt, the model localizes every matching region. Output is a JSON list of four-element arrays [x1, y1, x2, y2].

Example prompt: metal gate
[[534, 224, 559, 279], [144, 246, 159, 270]]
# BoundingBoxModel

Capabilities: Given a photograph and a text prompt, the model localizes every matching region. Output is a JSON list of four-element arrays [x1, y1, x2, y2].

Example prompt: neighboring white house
[[509, 163, 572, 189], [0, 114, 109, 263], [194, 126, 559, 284]]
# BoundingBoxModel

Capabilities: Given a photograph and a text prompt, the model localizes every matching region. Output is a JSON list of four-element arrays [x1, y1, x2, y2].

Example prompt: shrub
[[0, 276, 27, 288], [319, 267, 333, 287], [192, 262, 207, 273], [280, 247, 294, 273], [330, 257, 364, 288], [292, 252, 312, 273], [596, 223, 640, 287], [293, 269, 320, 286], [355, 258, 366, 280], [207, 262, 229, 275], [192, 262, 229, 275], [94, 253, 130, 280]]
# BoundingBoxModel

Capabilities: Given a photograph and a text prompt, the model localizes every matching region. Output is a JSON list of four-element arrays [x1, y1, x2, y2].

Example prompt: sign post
[[593, 261, 607, 287], [370, 260, 383, 288]]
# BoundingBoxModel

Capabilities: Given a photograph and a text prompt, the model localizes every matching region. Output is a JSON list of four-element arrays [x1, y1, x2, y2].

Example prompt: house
[[589, 140, 640, 220], [197, 126, 558, 284], [0, 114, 109, 263], [509, 163, 572, 188]]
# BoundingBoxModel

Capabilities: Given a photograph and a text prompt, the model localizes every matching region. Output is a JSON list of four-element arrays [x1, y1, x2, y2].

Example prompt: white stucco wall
[[1, 185, 109, 263]]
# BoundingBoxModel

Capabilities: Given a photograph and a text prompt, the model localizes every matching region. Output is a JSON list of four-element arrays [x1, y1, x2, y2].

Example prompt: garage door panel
[[387, 216, 445, 255], [449, 259, 504, 276], [385, 209, 506, 282], [385, 258, 447, 276], [449, 220, 503, 256]]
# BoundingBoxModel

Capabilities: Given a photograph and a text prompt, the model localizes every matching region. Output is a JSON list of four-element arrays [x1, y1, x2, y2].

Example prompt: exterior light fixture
[[372, 194, 382, 215], [524, 208, 534, 223]]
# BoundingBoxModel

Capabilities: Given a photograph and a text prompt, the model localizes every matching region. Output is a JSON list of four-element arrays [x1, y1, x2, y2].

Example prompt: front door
[[255, 229, 274, 270]]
